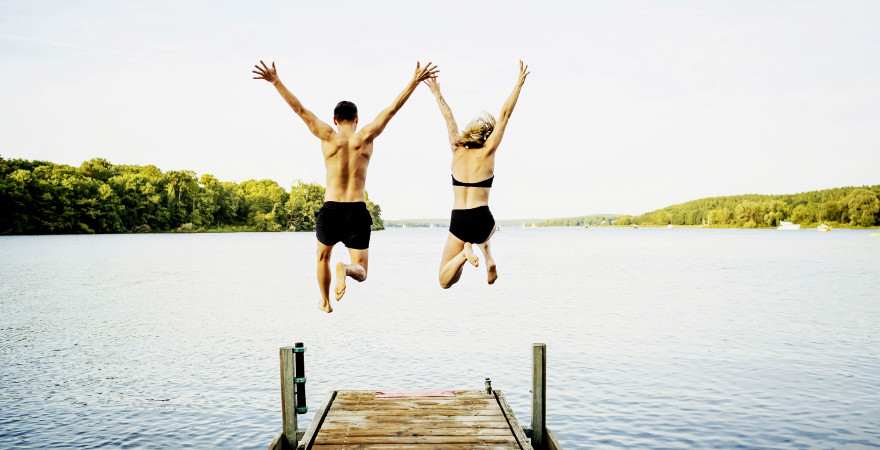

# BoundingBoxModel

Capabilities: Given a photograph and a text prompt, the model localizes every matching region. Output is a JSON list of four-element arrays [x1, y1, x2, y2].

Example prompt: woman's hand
[[252, 60, 279, 84], [517, 60, 530, 85], [423, 78, 441, 95]]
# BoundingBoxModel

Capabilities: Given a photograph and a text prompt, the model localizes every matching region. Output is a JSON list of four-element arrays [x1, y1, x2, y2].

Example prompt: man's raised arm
[[358, 62, 439, 142], [253, 60, 334, 141]]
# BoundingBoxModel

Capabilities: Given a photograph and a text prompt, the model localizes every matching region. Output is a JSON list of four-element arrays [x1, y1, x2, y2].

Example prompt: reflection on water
[[1, 228, 879, 449]]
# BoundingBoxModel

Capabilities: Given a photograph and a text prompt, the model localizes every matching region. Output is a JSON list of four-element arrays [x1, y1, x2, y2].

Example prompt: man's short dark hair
[[334, 101, 358, 122]]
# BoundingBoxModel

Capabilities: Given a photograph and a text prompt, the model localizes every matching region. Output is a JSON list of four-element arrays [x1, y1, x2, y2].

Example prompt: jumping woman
[[426, 61, 529, 289]]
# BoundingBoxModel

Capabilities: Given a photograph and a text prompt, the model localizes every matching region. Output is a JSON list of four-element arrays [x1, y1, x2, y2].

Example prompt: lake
[[1, 228, 878, 449]]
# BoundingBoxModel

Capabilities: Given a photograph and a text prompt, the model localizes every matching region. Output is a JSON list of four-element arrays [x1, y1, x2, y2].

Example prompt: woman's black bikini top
[[451, 174, 494, 188]]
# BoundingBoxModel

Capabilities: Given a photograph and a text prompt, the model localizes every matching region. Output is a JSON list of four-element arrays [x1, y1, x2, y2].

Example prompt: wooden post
[[280, 346, 298, 449], [531, 343, 546, 449]]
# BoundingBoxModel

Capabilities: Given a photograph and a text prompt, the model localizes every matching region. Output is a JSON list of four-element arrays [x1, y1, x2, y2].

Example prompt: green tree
[[365, 192, 384, 230], [791, 204, 817, 224], [79, 158, 117, 181], [164, 170, 199, 227], [631, 185, 879, 228], [734, 200, 764, 227], [762, 200, 787, 227], [237, 179, 289, 229], [1, 157, 382, 234], [287, 182, 325, 231], [845, 189, 880, 227], [707, 208, 733, 225], [819, 200, 846, 223], [3, 168, 35, 233]]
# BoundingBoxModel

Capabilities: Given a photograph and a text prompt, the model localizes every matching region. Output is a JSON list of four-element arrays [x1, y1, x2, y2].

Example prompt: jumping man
[[253, 60, 439, 313]]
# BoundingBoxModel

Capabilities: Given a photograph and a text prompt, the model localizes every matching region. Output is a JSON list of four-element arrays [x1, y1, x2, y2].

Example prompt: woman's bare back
[[451, 146, 495, 209]]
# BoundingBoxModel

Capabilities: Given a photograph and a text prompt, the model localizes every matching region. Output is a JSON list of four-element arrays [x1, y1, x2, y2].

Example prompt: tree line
[[536, 215, 619, 227], [615, 185, 880, 228], [0, 157, 383, 234]]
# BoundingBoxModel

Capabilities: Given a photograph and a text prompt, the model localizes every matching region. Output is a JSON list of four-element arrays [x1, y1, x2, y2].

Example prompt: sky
[[1, 1, 878, 219]]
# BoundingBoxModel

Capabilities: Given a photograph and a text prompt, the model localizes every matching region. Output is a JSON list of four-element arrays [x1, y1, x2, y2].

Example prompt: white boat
[[817, 223, 831, 232], [666, 224, 674, 229], [777, 221, 801, 231]]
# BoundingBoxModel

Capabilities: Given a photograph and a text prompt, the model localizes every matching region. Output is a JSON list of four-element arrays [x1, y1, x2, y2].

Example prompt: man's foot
[[487, 262, 498, 285], [319, 300, 333, 313], [335, 262, 347, 301], [464, 244, 479, 267]]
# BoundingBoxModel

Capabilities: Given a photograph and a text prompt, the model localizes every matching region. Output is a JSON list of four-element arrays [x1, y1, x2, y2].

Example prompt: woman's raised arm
[[484, 60, 529, 153], [425, 78, 460, 148]]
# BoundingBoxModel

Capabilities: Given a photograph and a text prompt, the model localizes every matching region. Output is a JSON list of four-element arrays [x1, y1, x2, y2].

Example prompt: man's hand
[[252, 60, 279, 84], [413, 61, 439, 84], [253, 60, 334, 140], [357, 62, 440, 142], [517, 60, 530, 85]]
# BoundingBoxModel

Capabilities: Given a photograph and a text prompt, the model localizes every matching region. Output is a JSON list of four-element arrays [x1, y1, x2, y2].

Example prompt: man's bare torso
[[321, 130, 373, 202]]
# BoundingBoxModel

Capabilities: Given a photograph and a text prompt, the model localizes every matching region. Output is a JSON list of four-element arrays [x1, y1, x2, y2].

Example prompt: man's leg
[[316, 242, 334, 313], [335, 248, 368, 302]]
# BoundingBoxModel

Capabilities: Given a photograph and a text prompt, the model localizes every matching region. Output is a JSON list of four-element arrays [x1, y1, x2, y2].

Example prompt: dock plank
[[313, 445, 520, 450], [335, 390, 485, 399], [317, 428, 515, 437], [322, 416, 507, 425], [325, 411, 504, 417], [315, 436, 517, 445], [321, 423, 513, 432]]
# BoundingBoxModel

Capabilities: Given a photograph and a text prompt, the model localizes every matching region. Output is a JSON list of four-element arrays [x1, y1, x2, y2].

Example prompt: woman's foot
[[319, 299, 333, 313], [464, 244, 479, 267], [487, 262, 498, 284], [335, 262, 347, 301]]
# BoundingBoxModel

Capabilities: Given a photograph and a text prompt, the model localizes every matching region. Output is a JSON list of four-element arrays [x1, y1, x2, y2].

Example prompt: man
[[253, 60, 438, 313]]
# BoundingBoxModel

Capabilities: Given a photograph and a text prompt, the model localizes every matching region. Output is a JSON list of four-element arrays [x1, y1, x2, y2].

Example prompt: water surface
[[1, 228, 879, 449]]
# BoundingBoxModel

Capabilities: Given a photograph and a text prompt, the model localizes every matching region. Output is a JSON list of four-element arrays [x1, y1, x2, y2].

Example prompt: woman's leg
[[476, 236, 498, 285], [439, 233, 468, 289], [463, 242, 479, 267]]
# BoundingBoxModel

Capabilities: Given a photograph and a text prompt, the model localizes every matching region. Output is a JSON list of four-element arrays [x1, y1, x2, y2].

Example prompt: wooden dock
[[297, 389, 531, 449], [268, 343, 562, 450]]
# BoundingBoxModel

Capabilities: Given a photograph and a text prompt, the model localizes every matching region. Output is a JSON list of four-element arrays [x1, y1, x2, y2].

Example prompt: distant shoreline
[[3, 223, 879, 237], [4, 156, 877, 234], [382, 223, 879, 230]]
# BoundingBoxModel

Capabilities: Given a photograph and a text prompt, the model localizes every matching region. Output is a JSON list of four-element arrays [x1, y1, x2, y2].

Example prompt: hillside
[[621, 185, 880, 228]]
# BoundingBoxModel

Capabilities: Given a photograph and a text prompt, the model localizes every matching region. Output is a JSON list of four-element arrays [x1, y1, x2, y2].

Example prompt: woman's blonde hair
[[457, 112, 496, 148]]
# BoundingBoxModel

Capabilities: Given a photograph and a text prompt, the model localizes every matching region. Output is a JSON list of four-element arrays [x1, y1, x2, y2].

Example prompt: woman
[[426, 61, 529, 289]]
